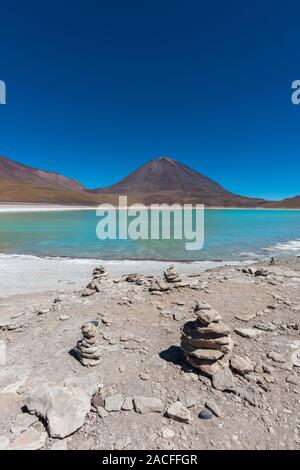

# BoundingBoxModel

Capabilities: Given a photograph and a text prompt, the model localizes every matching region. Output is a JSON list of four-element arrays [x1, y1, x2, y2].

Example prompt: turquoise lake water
[[0, 209, 299, 261]]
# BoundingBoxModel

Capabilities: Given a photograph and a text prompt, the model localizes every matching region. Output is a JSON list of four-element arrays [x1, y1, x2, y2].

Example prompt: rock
[[166, 401, 191, 423], [74, 321, 101, 367], [178, 388, 200, 408], [91, 391, 105, 408], [133, 396, 164, 414], [122, 397, 134, 411], [105, 394, 124, 412], [0, 366, 30, 393], [37, 309, 50, 315], [161, 427, 175, 439], [286, 374, 300, 385], [81, 288, 96, 297], [0, 340, 6, 366], [194, 301, 212, 312], [93, 265, 106, 277], [7, 428, 47, 450], [234, 328, 260, 339], [205, 400, 222, 417], [291, 349, 300, 367], [97, 407, 109, 418], [199, 407, 214, 420], [230, 355, 254, 375], [212, 367, 235, 392], [50, 439, 69, 450], [25, 382, 92, 439], [234, 313, 256, 322], [59, 314, 70, 321], [196, 309, 222, 326], [0, 435, 9, 450], [254, 322, 276, 332], [10, 413, 39, 435], [181, 342, 224, 361], [267, 351, 285, 363]]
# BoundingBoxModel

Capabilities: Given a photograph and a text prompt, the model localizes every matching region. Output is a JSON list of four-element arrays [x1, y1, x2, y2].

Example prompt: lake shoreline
[[1, 203, 300, 212]]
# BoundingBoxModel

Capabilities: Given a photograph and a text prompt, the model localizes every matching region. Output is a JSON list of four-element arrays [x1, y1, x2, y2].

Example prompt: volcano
[[90, 156, 266, 207]]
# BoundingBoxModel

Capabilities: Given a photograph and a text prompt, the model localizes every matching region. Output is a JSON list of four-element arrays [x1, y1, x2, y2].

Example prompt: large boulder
[[25, 382, 93, 439]]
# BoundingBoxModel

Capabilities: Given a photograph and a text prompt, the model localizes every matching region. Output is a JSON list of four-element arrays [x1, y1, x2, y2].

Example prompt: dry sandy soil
[[0, 257, 300, 450]]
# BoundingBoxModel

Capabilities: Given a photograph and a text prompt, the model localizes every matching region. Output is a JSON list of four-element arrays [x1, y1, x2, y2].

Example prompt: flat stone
[[105, 394, 124, 412], [7, 428, 47, 450], [230, 355, 254, 375], [194, 301, 212, 312], [199, 407, 214, 420], [181, 342, 224, 361], [25, 382, 92, 438], [0, 341, 6, 366], [0, 366, 30, 393], [205, 400, 222, 417], [10, 412, 39, 435], [122, 397, 134, 411], [199, 322, 231, 336], [196, 309, 222, 326], [234, 313, 256, 322], [254, 322, 276, 332], [181, 335, 233, 354], [133, 396, 164, 414], [185, 351, 230, 377], [177, 388, 200, 408], [267, 351, 285, 363], [50, 439, 69, 450], [97, 407, 109, 418], [212, 367, 235, 392], [234, 328, 260, 339], [166, 401, 191, 423]]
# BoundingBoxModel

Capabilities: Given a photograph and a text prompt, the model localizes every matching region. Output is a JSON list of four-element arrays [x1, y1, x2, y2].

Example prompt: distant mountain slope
[[91, 156, 266, 207], [0, 155, 85, 191], [263, 195, 300, 209]]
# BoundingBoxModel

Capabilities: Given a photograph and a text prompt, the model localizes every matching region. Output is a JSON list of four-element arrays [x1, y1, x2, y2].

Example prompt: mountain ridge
[[0, 154, 299, 207]]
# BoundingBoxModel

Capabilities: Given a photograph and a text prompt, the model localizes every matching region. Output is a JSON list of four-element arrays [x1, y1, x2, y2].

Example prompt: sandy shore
[[0, 204, 97, 213], [1, 203, 299, 213], [0, 254, 245, 297]]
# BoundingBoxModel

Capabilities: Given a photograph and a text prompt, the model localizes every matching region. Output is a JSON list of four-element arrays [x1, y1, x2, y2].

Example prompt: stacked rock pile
[[125, 273, 144, 285], [164, 265, 181, 283], [82, 265, 106, 296], [180, 302, 233, 376], [74, 321, 101, 367]]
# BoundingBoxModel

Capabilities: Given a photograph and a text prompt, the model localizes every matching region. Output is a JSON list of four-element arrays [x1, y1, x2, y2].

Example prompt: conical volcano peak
[[94, 156, 232, 194]]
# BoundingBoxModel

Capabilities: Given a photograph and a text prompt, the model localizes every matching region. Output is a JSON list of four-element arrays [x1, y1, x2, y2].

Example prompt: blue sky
[[0, 0, 299, 200]]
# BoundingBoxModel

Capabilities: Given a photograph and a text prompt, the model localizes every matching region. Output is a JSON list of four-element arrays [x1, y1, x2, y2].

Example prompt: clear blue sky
[[0, 0, 299, 200]]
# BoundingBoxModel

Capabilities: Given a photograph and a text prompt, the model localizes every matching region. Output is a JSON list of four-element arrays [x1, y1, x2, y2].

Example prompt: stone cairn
[[164, 265, 181, 283], [82, 265, 106, 296], [125, 273, 144, 285], [180, 301, 233, 376], [74, 321, 101, 367]]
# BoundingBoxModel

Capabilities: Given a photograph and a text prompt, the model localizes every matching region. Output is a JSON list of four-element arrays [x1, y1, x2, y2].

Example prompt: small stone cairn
[[125, 273, 144, 285], [82, 265, 106, 296], [74, 321, 101, 367], [164, 265, 181, 283], [180, 301, 233, 376]]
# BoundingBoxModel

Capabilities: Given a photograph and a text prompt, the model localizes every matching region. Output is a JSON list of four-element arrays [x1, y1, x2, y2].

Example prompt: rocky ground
[[0, 257, 300, 450]]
